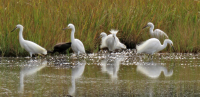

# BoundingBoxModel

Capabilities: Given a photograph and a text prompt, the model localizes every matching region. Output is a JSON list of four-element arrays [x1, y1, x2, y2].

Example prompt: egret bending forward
[[136, 38, 174, 55], [63, 24, 85, 56], [100, 30, 126, 51], [143, 22, 169, 39], [11, 24, 47, 57]]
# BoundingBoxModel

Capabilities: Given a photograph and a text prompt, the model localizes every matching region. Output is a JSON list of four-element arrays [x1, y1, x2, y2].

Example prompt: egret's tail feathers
[[110, 29, 119, 35], [120, 44, 126, 49], [163, 33, 169, 39], [136, 45, 139, 51], [136, 42, 144, 53], [43, 50, 47, 55]]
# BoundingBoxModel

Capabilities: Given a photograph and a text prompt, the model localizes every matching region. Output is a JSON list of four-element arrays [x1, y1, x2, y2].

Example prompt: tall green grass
[[0, 0, 200, 56]]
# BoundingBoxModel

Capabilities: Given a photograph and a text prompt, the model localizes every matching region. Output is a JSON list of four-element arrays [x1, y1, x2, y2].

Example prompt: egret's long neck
[[71, 27, 75, 42], [102, 35, 107, 40], [159, 40, 169, 51], [19, 27, 25, 42], [149, 24, 154, 34]]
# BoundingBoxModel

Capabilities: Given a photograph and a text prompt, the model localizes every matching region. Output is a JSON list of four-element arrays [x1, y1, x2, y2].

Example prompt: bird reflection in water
[[136, 60, 174, 97], [68, 59, 86, 96], [19, 59, 47, 93], [136, 61, 173, 78], [100, 54, 124, 81]]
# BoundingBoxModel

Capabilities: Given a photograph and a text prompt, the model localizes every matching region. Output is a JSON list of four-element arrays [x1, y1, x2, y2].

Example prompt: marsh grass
[[0, 0, 200, 56]]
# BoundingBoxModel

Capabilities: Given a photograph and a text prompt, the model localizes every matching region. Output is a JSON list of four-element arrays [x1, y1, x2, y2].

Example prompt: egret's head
[[67, 23, 74, 29], [63, 23, 75, 30], [142, 22, 153, 29], [11, 24, 23, 32], [166, 39, 175, 52], [100, 32, 107, 38]]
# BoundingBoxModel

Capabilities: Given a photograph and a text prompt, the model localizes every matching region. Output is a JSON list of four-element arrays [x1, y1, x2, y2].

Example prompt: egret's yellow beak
[[11, 27, 17, 32], [63, 27, 70, 30], [142, 25, 148, 29]]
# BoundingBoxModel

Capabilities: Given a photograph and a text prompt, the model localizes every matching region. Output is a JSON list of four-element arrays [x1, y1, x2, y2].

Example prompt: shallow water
[[1, 50, 200, 96]]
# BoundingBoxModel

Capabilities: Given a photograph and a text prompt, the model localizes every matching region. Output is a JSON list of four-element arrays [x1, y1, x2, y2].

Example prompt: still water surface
[[1, 51, 200, 96]]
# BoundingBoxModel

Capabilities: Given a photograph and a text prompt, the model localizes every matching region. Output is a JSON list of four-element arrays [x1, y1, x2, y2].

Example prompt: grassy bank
[[0, 0, 200, 56]]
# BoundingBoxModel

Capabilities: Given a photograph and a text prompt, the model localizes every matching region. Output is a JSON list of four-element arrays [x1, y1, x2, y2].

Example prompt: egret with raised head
[[143, 22, 169, 39], [11, 24, 47, 57], [63, 24, 85, 56], [100, 32, 108, 49]]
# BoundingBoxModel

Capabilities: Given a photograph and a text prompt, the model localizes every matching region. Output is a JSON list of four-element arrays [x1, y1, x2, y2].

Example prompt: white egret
[[100, 32, 108, 49], [101, 29, 126, 51], [110, 29, 126, 50], [143, 22, 169, 39], [136, 38, 175, 55], [11, 24, 47, 57], [63, 24, 85, 56]]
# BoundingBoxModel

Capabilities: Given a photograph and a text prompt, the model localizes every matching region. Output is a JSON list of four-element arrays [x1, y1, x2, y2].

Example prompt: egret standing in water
[[11, 24, 47, 57], [100, 32, 108, 50], [136, 38, 174, 55], [63, 24, 85, 56], [100, 29, 126, 51], [143, 22, 169, 39]]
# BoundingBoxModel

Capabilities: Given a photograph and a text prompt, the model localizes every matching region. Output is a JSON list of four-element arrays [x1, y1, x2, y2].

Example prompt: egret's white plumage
[[136, 38, 174, 55], [11, 24, 47, 57], [100, 32, 108, 49], [100, 29, 126, 51], [63, 23, 85, 55], [110, 30, 126, 50], [143, 22, 169, 39]]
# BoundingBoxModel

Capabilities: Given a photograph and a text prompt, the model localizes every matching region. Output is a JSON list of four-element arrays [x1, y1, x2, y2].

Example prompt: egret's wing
[[75, 39, 85, 53], [115, 37, 126, 49], [136, 38, 160, 53], [118, 42, 126, 49], [23, 40, 47, 54], [154, 29, 169, 39], [105, 35, 115, 51], [100, 37, 108, 49]]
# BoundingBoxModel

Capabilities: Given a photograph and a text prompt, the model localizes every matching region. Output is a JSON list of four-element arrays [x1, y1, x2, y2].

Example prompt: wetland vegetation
[[0, 0, 200, 56]]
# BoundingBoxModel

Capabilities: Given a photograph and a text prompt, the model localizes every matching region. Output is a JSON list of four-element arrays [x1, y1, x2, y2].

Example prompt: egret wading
[[48, 42, 71, 54], [101, 29, 126, 52], [11, 24, 47, 57], [100, 32, 108, 50], [136, 38, 175, 55], [143, 22, 169, 39], [63, 24, 85, 56]]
